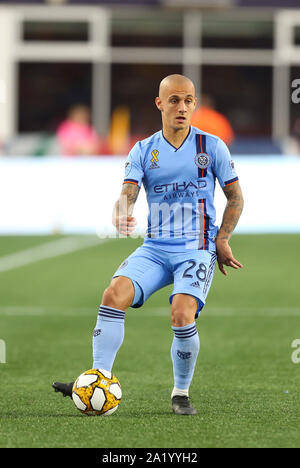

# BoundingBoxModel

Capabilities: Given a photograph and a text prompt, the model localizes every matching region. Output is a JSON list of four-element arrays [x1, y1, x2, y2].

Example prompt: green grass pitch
[[0, 234, 299, 448]]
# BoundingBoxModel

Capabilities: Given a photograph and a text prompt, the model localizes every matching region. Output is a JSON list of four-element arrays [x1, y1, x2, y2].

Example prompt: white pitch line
[[0, 236, 107, 273], [0, 305, 96, 316], [0, 305, 299, 317], [139, 307, 300, 317]]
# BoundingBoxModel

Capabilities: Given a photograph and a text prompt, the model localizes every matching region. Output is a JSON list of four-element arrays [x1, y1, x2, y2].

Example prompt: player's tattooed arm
[[216, 181, 244, 276], [217, 182, 244, 241], [112, 183, 140, 236]]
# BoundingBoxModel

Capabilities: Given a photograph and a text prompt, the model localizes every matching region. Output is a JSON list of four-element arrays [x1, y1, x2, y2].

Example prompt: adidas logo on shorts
[[190, 281, 200, 288]]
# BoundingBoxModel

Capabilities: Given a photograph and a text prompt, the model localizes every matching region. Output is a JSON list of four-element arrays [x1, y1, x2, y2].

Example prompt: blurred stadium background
[[0, 0, 299, 235]]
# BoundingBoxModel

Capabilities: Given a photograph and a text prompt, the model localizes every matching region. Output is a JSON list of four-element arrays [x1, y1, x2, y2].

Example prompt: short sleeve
[[123, 143, 144, 187], [213, 138, 239, 188]]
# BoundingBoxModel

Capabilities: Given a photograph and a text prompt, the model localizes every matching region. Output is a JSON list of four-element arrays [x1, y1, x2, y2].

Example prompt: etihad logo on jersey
[[154, 180, 207, 193], [149, 150, 160, 170]]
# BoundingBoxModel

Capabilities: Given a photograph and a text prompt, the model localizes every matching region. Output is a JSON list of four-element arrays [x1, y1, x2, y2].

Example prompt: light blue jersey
[[124, 126, 238, 252]]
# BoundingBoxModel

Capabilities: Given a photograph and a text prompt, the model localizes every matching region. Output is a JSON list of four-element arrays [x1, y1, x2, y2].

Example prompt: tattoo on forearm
[[217, 183, 244, 241], [122, 183, 140, 206], [113, 183, 140, 220]]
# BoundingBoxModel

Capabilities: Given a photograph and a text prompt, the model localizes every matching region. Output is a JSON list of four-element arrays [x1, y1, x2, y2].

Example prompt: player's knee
[[171, 295, 197, 327], [101, 278, 134, 311], [171, 308, 193, 327], [101, 285, 126, 310]]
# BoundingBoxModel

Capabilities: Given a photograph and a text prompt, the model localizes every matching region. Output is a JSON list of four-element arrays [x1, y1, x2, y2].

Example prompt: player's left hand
[[115, 215, 137, 236], [216, 239, 243, 276]]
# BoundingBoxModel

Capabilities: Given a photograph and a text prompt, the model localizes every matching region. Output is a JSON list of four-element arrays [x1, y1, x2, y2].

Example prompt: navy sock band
[[98, 305, 125, 321], [172, 323, 198, 339]]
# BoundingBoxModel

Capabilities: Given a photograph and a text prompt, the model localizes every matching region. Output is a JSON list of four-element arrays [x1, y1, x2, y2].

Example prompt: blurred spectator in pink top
[[57, 105, 102, 156]]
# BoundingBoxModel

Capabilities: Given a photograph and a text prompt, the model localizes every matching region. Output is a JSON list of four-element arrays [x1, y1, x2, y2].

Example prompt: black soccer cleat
[[172, 395, 197, 415], [52, 381, 74, 398]]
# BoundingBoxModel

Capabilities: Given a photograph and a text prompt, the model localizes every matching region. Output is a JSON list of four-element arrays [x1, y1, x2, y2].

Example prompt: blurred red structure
[[191, 95, 235, 147]]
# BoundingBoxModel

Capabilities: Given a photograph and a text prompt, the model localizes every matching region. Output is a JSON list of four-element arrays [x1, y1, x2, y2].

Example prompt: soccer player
[[53, 74, 244, 415]]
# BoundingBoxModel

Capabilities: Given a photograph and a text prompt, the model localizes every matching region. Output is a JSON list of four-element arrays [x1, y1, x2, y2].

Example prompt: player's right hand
[[216, 239, 243, 276], [114, 215, 137, 236]]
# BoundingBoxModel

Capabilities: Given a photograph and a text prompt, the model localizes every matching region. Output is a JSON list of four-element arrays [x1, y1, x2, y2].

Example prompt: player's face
[[156, 81, 197, 132]]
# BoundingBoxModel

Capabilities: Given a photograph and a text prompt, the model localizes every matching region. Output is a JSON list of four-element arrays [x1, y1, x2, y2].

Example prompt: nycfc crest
[[194, 152, 211, 170]]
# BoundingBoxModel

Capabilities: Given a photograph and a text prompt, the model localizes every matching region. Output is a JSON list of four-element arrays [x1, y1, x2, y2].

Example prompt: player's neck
[[162, 126, 190, 149]]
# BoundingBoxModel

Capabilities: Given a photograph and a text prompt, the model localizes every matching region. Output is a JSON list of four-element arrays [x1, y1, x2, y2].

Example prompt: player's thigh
[[112, 245, 172, 308], [171, 250, 217, 317]]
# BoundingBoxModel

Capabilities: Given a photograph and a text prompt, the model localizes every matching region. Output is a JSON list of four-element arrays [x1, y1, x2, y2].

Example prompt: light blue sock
[[92, 305, 125, 372], [171, 322, 200, 391]]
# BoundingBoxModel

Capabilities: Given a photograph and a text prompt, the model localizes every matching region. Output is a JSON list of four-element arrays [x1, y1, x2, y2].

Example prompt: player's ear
[[155, 97, 163, 112]]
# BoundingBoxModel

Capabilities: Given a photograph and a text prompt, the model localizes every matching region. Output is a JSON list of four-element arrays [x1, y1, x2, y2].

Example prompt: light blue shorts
[[113, 244, 217, 318]]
